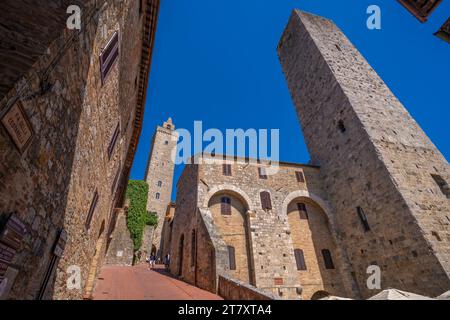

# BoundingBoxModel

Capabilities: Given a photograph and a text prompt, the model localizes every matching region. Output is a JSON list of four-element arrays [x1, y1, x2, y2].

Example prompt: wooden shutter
[[0, 215, 26, 282], [221, 197, 231, 215], [222, 164, 231, 176], [322, 249, 335, 269], [100, 31, 119, 84], [228, 246, 236, 270], [107, 122, 120, 159], [258, 167, 267, 179], [295, 171, 305, 183], [297, 203, 308, 219], [260, 191, 272, 210], [357, 207, 370, 232], [111, 164, 121, 194], [85, 190, 99, 229], [294, 249, 307, 270]]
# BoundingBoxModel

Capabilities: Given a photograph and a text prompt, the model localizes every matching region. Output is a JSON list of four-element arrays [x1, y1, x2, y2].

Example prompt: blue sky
[[130, 0, 450, 199]]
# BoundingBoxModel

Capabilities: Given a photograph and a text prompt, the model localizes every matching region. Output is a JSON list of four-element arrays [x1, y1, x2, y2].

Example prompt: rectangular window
[[100, 31, 119, 85], [322, 249, 335, 269], [260, 191, 272, 210], [297, 203, 308, 220], [222, 164, 232, 176], [258, 167, 267, 179], [107, 122, 120, 159], [85, 190, 99, 229], [357, 207, 370, 232], [221, 197, 231, 215], [228, 246, 236, 270], [295, 171, 305, 183], [431, 174, 450, 198], [294, 249, 307, 270], [111, 164, 121, 194]]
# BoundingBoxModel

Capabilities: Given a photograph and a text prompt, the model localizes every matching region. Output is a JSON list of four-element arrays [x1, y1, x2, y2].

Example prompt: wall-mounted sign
[[1, 100, 33, 153]]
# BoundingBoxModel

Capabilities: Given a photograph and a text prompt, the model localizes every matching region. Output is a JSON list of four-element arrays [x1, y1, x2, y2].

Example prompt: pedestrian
[[165, 253, 170, 270]]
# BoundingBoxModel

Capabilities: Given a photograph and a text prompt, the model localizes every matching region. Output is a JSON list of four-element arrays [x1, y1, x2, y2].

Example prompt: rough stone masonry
[[277, 10, 450, 298]]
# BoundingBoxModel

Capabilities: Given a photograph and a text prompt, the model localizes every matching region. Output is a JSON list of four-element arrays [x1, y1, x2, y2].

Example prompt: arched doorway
[[84, 220, 106, 299], [286, 198, 345, 299], [178, 234, 184, 277], [208, 191, 253, 284]]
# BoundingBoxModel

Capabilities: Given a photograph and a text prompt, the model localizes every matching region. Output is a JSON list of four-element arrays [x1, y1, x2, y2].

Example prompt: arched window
[[294, 249, 307, 270], [227, 245, 236, 270], [260, 191, 272, 210], [155, 193, 160, 200], [157, 181, 162, 187], [191, 230, 196, 267], [221, 196, 231, 215], [321, 249, 335, 269]]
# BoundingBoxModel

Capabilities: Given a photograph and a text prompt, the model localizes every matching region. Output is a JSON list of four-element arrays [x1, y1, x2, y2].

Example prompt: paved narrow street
[[92, 264, 223, 300]]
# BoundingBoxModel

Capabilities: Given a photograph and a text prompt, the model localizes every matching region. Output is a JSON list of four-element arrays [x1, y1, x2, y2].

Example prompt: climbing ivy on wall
[[125, 180, 150, 251]]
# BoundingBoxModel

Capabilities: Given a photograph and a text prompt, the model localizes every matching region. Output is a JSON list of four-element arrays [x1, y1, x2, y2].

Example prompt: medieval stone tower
[[145, 118, 178, 258], [278, 10, 450, 298]]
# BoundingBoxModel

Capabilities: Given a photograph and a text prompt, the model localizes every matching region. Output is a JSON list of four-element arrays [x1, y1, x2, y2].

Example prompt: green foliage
[[126, 180, 149, 251], [146, 212, 158, 227]]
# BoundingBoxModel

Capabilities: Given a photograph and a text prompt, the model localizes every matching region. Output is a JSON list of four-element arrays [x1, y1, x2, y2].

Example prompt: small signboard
[[1, 100, 33, 153]]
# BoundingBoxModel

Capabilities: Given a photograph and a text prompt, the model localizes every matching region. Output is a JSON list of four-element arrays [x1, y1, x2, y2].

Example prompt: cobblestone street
[[92, 265, 223, 300]]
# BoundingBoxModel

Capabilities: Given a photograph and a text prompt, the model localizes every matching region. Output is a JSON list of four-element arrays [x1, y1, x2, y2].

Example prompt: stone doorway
[[84, 220, 105, 299]]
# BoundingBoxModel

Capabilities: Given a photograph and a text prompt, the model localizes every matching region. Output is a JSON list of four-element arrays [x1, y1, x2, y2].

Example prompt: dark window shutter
[[295, 171, 305, 183], [357, 207, 371, 232], [294, 249, 307, 270], [297, 203, 308, 219], [221, 197, 231, 215], [258, 167, 267, 179], [322, 249, 335, 269], [222, 164, 231, 176], [228, 246, 236, 270], [85, 190, 99, 229], [260, 191, 272, 210], [108, 122, 120, 159], [100, 32, 119, 84]]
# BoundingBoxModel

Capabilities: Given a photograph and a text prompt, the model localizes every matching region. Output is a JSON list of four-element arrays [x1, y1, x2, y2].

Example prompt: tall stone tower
[[278, 10, 450, 298], [145, 118, 178, 258]]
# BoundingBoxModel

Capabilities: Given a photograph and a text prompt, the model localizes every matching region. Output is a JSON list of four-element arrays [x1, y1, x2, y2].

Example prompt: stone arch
[[311, 290, 330, 300], [203, 184, 254, 212], [281, 190, 333, 222]]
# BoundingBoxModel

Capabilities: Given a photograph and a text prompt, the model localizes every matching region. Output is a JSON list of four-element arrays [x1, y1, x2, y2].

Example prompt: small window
[[156, 193, 160, 200], [221, 196, 231, 215], [294, 249, 307, 270], [157, 181, 162, 187], [100, 31, 119, 85], [357, 207, 370, 232], [295, 171, 305, 183], [337, 120, 346, 133], [191, 230, 196, 267], [111, 165, 121, 194], [260, 191, 272, 210], [107, 122, 120, 159], [164, 141, 168, 145], [322, 249, 335, 269], [222, 164, 232, 176], [297, 203, 308, 220], [85, 190, 99, 229], [258, 167, 268, 179], [431, 174, 450, 198], [228, 246, 236, 270]]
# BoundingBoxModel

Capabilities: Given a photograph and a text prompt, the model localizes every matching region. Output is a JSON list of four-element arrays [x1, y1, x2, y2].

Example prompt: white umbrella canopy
[[436, 290, 450, 300], [368, 288, 435, 300], [319, 295, 353, 300]]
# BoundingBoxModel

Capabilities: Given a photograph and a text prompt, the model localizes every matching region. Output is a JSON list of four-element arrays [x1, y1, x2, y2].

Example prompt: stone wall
[[104, 208, 133, 266], [278, 10, 450, 298], [0, 0, 159, 299], [218, 275, 279, 300]]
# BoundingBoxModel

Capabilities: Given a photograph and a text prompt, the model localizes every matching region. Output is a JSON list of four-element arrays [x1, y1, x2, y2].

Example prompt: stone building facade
[[144, 118, 178, 258], [161, 202, 176, 259], [278, 10, 450, 298], [0, 0, 160, 299], [169, 155, 353, 300], [168, 11, 450, 300]]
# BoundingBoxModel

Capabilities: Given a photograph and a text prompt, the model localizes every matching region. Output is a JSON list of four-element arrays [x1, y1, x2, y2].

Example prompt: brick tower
[[145, 118, 178, 258], [278, 10, 450, 298]]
